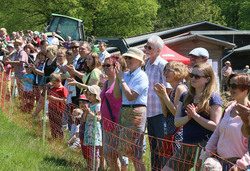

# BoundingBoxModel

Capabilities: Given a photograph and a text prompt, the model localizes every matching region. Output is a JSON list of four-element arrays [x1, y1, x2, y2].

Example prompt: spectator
[[114, 47, 148, 171], [48, 32, 59, 46], [98, 42, 110, 63], [21, 65, 35, 113], [163, 62, 222, 171], [41, 33, 51, 45], [26, 30, 33, 43], [32, 45, 58, 118], [24, 43, 36, 64], [64, 36, 71, 50], [67, 52, 102, 92], [7, 39, 28, 79], [188, 47, 220, 92], [83, 85, 102, 171], [31, 31, 41, 48], [200, 73, 250, 170], [6, 43, 16, 60], [0, 56, 12, 100], [47, 72, 69, 139], [243, 65, 250, 74], [11, 32, 17, 41], [54, 48, 68, 73], [154, 61, 188, 157], [40, 39, 49, 54], [100, 55, 128, 170], [0, 28, 10, 48], [144, 35, 171, 171], [65, 50, 73, 64], [78, 94, 89, 160], [221, 61, 233, 91], [67, 108, 83, 150]]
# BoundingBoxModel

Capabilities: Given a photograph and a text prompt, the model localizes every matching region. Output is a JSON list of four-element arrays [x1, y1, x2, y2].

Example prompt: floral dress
[[83, 103, 102, 146]]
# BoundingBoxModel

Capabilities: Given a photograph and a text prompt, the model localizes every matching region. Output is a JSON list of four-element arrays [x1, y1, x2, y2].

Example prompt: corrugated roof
[[233, 44, 250, 52], [191, 31, 250, 35]]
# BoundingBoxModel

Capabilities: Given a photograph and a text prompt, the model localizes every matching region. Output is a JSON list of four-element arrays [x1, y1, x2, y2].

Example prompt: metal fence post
[[43, 89, 47, 144]]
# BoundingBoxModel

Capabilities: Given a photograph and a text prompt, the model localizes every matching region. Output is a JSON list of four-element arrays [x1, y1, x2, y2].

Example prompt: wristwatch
[[120, 78, 125, 83]]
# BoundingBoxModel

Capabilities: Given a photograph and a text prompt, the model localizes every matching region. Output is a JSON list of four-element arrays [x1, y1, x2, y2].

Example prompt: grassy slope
[[0, 109, 82, 171]]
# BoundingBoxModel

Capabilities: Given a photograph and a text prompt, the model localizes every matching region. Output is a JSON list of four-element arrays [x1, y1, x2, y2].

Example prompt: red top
[[48, 86, 69, 113]]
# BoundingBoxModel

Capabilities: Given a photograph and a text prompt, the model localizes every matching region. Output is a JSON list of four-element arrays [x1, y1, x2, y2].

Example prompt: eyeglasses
[[189, 73, 208, 79], [144, 45, 153, 50], [228, 83, 238, 89], [124, 56, 132, 60], [102, 64, 115, 68], [164, 68, 174, 73]]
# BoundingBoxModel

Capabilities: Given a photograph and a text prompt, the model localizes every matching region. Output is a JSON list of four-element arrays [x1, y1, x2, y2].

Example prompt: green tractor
[[44, 13, 85, 42]]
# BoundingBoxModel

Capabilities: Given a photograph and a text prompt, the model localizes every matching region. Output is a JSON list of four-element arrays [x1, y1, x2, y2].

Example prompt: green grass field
[[0, 108, 87, 170]]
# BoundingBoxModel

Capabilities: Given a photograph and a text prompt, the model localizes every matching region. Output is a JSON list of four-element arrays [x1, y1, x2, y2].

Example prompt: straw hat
[[87, 85, 101, 102], [225, 61, 231, 65], [14, 39, 23, 45], [122, 47, 145, 65]]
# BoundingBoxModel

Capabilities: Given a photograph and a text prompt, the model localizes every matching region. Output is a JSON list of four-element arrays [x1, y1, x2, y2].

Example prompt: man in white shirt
[[221, 61, 233, 91], [98, 42, 110, 63], [48, 32, 59, 46]]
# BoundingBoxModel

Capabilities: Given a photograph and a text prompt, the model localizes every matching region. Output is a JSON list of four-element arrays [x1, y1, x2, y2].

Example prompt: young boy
[[22, 65, 35, 112], [47, 72, 69, 139]]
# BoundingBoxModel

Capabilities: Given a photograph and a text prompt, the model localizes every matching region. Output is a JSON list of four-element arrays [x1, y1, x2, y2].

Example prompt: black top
[[44, 58, 57, 83]]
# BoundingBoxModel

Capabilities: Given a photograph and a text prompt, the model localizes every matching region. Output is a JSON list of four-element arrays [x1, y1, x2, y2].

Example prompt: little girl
[[0, 56, 12, 100], [68, 108, 83, 150], [83, 85, 102, 171]]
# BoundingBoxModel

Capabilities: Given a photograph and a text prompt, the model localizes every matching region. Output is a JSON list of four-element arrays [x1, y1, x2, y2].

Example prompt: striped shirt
[[145, 56, 171, 118]]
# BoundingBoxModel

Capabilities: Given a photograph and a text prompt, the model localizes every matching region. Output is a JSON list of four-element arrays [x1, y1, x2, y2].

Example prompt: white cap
[[189, 47, 209, 58]]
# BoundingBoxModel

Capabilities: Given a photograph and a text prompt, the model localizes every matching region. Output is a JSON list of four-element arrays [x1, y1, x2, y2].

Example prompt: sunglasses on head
[[164, 68, 174, 73], [189, 73, 208, 79], [102, 64, 115, 68], [228, 83, 238, 89], [144, 45, 153, 50]]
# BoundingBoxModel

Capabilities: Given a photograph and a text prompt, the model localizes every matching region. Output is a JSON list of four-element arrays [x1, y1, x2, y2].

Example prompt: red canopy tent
[[160, 44, 190, 65]]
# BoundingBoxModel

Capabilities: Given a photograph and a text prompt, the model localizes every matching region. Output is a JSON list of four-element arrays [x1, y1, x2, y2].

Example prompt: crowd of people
[[0, 27, 249, 171]]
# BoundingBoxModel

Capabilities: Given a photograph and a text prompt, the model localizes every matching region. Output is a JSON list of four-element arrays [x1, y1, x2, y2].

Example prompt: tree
[[155, 0, 226, 30]]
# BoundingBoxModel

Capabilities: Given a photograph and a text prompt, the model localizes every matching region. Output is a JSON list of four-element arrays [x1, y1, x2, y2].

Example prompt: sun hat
[[87, 85, 101, 102], [225, 61, 231, 65], [189, 47, 209, 58], [203, 157, 222, 171], [122, 47, 145, 65], [78, 94, 89, 102], [7, 43, 14, 49], [14, 39, 23, 45]]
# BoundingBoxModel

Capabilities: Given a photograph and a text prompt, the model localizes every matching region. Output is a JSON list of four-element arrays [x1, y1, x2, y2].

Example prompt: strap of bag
[[105, 81, 115, 122], [173, 126, 182, 136]]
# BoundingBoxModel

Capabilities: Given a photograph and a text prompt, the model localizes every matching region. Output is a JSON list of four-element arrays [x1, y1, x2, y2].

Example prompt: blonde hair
[[50, 72, 61, 82], [0, 28, 7, 35], [47, 45, 58, 57], [164, 61, 188, 80], [73, 108, 83, 116], [184, 63, 217, 115]]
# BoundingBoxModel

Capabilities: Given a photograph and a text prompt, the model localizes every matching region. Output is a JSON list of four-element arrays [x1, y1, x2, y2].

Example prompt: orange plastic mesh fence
[[0, 72, 246, 170]]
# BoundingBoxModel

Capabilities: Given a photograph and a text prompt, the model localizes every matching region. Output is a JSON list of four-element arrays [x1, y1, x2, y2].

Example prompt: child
[[0, 56, 12, 100], [68, 108, 83, 150], [83, 85, 102, 171], [77, 94, 90, 159], [47, 72, 69, 139], [22, 65, 35, 112]]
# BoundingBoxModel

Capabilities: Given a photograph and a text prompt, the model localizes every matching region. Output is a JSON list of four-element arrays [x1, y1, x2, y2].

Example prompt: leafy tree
[[156, 0, 226, 30]]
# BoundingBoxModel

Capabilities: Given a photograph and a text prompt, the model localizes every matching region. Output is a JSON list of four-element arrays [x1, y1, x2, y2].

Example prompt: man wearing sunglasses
[[188, 47, 220, 92], [144, 35, 172, 171]]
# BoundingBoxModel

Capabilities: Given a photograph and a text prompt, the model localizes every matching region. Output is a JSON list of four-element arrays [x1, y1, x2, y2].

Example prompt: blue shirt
[[179, 91, 222, 143], [23, 73, 35, 92], [121, 67, 148, 106]]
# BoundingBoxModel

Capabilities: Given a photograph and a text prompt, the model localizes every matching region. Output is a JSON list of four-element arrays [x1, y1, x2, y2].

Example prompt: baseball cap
[[189, 47, 209, 58]]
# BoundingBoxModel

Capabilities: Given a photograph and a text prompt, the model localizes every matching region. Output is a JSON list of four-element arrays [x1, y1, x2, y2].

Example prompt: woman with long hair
[[200, 73, 250, 170], [163, 62, 222, 170]]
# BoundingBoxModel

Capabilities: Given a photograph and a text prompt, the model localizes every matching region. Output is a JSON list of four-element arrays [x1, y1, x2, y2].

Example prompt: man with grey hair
[[144, 35, 171, 171]]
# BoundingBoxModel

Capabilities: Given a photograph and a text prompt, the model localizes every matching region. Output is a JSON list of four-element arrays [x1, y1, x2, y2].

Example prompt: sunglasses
[[144, 45, 153, 50], [124, 56, 133, 60], [164, 68, 174, 73], [71, 46, 79, 49], [102, 64, 115, 68], [189, 73, 208, 79], [228, 83, 238, 89]]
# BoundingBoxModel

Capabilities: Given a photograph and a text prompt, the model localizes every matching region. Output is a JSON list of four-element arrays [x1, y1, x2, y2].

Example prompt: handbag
[[104, 81, 115, 122], [162, 127, 182, 158]]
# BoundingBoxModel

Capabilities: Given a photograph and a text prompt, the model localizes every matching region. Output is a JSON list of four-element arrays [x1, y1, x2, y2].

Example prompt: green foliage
[[155, 0, 226, 30]]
